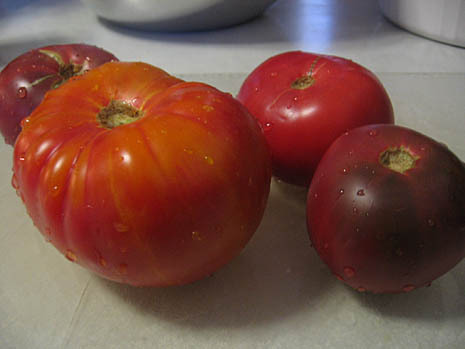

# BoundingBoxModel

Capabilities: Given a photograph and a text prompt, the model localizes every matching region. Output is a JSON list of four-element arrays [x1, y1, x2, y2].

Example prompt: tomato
[[0, 43, 118, 145], [13, 61, 271, 287], [307, 124, 465, 293], [237, 51, 394, 186]]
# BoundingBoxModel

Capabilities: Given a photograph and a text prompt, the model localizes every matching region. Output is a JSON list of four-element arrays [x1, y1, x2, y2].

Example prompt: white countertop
[[1, 1, 464, 348]]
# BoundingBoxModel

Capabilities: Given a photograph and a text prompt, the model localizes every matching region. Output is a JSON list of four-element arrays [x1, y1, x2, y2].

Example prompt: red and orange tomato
[[13, 61, 271, 286]]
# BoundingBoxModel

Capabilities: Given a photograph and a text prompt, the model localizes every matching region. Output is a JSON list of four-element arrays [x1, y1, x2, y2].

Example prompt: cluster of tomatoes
[[0, 44, 463, 293]]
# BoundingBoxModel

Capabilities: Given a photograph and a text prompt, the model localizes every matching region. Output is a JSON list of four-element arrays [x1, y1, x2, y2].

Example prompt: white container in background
[[81, 0, 277, 32], [379, 0, 465, 47]]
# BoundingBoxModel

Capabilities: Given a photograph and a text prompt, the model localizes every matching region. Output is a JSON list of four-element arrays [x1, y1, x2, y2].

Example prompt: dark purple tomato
[[0, 43, 118, 145], [307, 124, 465, 293]]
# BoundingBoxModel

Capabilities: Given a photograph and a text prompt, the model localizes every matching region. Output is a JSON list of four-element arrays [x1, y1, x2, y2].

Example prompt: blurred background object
[[80, 0, 278, 32], [379, 0, 465, 47]]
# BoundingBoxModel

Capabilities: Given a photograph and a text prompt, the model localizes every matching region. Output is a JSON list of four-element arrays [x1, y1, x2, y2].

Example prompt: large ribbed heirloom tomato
[[13, 62, 271, 287]]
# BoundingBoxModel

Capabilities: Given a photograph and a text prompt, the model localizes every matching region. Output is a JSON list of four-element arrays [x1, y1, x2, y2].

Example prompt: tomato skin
[[237, 51, 394, 186], [307, 124, 465, 293], [13, 61, 271, 287], [0, 44, 118, 145]]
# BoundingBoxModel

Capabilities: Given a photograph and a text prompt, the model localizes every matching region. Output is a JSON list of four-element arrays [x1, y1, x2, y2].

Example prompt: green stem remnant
[[97, 100, 143, 129], [291, 75, 315, 89], [291, 56, 321, 90], [379, 146, 419, 174], [38, 49, 84, 89]]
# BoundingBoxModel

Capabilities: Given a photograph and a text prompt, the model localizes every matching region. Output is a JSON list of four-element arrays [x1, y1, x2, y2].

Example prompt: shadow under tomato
[[349, 261, 465, 321], [97, 179, 336, 328]]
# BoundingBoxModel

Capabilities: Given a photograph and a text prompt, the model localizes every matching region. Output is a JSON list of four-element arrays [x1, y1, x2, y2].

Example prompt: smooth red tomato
[[13, 61, 271, 287], [0, 44, 118, 145], [307, 124, 465, 293], [237, 51, 394, 186]]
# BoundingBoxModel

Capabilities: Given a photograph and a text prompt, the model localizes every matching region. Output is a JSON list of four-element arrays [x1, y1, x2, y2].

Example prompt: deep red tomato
[[307, 124, 465, 293], [13, 61, 271, 287], [237, 51, 394, 186], [0, 43, 118, 145]]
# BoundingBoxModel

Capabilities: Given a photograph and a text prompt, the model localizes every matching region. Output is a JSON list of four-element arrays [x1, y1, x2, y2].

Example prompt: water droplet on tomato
[[118, 263, 128, 275], [355, 227, 360, 233], [348, 151, 354, 157], [204, 155, 214, 165], [17, 87, 27, 99], [352, 207, 358, 214], [402, 285, 415, 292], [293, 96, 298, 101], [270, 72, 278, 77], [344, 267, 355, 278], [339, 188, 345, 195], [357, 189, 365, 196], [341, 168, 349, 175], [264, 122, 273, 132], [368, 130, 378, 137], [192, 231, 203, 241], [248, 177, 253, 186], [313, 193, 318, 199], [183, 148, 194, 155], [65, 250, 77, 262], [202, 105, 214, 112], [114, 222, 129, 232], [254, 87, 259, 93]]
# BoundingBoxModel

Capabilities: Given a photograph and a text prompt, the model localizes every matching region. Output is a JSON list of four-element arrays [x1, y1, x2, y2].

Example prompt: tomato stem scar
[[97, 100, 143, 129], [39, 49, 84, 89], [291, 56, 321, 90], [379, 146, 419, 174]]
